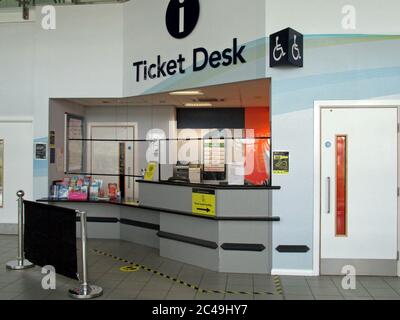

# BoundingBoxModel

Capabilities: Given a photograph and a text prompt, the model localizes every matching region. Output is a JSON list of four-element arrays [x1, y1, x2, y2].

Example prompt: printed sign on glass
[[273, 151, 289, 174], [35, 143, 47, 160]]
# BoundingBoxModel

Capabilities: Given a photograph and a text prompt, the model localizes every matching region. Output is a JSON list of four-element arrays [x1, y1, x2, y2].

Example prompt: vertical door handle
[[127, 167, 131, 188], [327, 177, 331, 214]]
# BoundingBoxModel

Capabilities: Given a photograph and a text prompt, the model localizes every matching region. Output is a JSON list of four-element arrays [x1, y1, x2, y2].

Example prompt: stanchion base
[[6, 259, 34, 270], [68, 284, 103, 299]]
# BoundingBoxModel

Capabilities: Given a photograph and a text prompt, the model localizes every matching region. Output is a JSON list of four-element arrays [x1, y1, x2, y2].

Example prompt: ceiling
[[63, 78, 270, 108]]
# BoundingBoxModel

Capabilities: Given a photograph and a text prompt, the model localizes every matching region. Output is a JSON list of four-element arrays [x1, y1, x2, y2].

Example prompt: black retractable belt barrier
[[23, 200, 78, 280], [6, 194, 102, 299], [23, 200, 103, 299]]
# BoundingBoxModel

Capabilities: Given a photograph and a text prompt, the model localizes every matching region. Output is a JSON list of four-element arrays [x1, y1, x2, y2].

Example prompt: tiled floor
[[1, 235, 400, 300]]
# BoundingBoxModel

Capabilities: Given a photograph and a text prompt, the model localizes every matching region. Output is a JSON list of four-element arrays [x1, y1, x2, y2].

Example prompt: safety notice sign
[[144, 162, 157, 181], [273, 151, 289, 174], [192, 188, 215, 216]]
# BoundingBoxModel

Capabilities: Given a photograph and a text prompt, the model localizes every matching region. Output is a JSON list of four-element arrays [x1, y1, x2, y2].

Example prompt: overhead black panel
[[177, 108, 244, 129]]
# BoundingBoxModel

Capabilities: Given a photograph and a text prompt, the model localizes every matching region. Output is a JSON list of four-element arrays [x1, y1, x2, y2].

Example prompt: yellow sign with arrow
[[192, 188, 215, 216]]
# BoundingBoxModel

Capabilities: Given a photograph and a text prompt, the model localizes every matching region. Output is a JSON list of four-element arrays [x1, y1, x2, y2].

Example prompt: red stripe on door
[[336, 135, 347, 236]]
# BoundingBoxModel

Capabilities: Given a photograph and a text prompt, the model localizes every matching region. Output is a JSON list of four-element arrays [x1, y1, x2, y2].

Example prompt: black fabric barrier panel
[[23, 200, 78, 280]]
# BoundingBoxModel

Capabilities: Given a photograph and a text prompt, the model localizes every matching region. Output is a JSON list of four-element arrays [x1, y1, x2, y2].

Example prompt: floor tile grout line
[[194, 272, 206, 299], [164, 263, 185, 299], [252, 273, 255, 300], [223, 270, 228, 300], [335, 275, 395, 299], [135, 266, 159, 299], [353, 276, 376, 300], [327, 276, 346, 299], [303, 276, 316, 300], [382, 277, 400, 297], [93, 249, 142, 298]]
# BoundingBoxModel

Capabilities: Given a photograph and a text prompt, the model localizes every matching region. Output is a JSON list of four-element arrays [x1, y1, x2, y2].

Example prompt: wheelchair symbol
[[273, 36, 286, 61], [291, 34, 301, 61]]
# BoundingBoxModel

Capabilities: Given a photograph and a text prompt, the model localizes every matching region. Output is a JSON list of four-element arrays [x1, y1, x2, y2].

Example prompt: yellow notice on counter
[[192, 188, 216, 216], [144, 162, 157, 181]]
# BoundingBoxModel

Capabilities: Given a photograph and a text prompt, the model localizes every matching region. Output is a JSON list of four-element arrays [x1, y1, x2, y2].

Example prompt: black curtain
[[24, 201, 78, 280]]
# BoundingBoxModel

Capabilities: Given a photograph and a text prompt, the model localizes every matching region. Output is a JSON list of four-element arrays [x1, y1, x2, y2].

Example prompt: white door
[[320, 107, 398, 275], [90, 126, 135, 200], [0, 121, 33, 229]]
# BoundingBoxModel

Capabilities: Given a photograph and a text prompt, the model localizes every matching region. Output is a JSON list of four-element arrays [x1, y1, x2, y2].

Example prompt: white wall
[[266, 0, 400, 35], [0, 8, 36, 23], [32, 4, 124, 138], [0, 121, 33, 228], [0, 4, 125, 198], [0, 22, 34, 118]]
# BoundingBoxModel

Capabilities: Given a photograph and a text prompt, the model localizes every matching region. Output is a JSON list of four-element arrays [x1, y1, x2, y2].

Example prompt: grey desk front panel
[[218, 221, 269, 244], [120, 207, 160, 225], [160, 212, 218, 243], [159, 212, 219, 271], [120, 207, 160, 249], [55, 202, 121, 239], [218, 221, 271, 273], [219, 251, 269, 274], [216, 189, 271, 217], [139, 183, 192, 213], [140, 183, 272, 219], [120, 224, 159, 249], [160, 239, 219, 271]]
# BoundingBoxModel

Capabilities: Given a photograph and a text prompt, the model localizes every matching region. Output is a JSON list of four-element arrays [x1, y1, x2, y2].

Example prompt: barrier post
[[6, 190, 34, 270], [68, 210, 103, 299]]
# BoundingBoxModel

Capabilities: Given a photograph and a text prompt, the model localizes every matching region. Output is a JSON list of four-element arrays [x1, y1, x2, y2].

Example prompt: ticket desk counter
[[38, 180, 280, 274]]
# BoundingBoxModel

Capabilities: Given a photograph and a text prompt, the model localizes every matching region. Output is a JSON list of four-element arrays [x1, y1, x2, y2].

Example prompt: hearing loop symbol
[[273, 36, 286, 62]]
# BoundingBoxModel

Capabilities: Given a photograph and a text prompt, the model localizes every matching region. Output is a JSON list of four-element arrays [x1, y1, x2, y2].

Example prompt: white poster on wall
[[65, 114, 84, 173]]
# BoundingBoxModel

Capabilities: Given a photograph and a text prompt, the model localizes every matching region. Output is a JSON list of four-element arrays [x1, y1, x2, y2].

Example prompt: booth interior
[[41, 78, 280, 273]]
